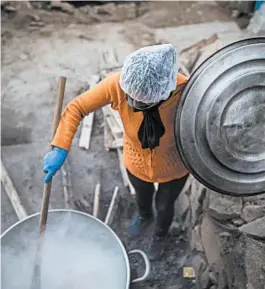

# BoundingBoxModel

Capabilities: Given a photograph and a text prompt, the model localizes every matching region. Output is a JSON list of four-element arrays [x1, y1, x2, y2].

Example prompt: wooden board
[[117, 148, 129, 187], [102, 106, 123, 138], [103, 118, 114, 151], [61, 159, 73, 209], [104, 186, 119, 226], [1, 159, 28, 220], [109, 107, 123, 131], [78, 75, 100, 150], [117, 148, 136, 197], [93, 183, 101, 218], [79, 112, 94, 150]]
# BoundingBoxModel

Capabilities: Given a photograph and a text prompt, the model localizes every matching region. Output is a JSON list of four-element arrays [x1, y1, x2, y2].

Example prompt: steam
[[1, 211, 127, 289]]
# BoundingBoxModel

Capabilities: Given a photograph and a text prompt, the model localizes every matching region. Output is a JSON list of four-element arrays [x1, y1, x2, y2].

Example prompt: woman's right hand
[[42, 147, 68, 183]]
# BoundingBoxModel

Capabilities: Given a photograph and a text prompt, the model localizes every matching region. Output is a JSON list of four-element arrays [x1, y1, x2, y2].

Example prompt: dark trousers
[[127, 170, 189, 237]]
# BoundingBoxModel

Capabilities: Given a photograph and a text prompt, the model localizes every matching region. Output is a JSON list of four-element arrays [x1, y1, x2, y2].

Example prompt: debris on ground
[[2, 1, 262, 288]]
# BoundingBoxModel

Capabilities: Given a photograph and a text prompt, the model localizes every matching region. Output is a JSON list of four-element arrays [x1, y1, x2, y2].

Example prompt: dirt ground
[[1, 1, 237, 288]]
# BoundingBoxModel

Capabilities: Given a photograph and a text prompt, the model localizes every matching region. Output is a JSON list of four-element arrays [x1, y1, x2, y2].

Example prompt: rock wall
[[174, 175, 265, 289]]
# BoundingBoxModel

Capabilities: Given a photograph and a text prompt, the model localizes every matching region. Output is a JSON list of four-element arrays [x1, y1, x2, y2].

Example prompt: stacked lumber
[[101, 105, 136, 197], [102, 105, 123, 150], [99, 46, 136, 198]]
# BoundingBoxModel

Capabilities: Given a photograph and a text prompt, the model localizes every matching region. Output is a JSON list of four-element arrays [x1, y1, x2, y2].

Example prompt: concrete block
[[208, 190, 243, 221], [241, 205, 265, 223], [239, 216, 265, 239]]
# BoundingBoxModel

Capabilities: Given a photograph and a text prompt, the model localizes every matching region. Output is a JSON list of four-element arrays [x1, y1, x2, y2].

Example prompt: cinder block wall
[[174, 175, 265, 289]]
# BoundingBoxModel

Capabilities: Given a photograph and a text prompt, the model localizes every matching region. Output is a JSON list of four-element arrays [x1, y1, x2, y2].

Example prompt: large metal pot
[[176, 37, 265, 197], [1, 209, 150, 289]]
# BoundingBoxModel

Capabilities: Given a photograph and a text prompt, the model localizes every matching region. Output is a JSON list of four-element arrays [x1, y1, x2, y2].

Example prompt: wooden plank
[[104, 186, 119, 226], [61, 159, 73, 209], [79, 75, 100, 150], [103, 105, 123, 132], [109, 107, 123, 131], [79, 112, 94, 150], [128, 178, 136, 199], [93, 167, 102, 218], [1, 159, 28, 220], [117, 148, 129, 187], [103, 118, 123, 150], [105, 114, 123, 139], [117, 148, 136, 198], [93, 184, 100, 218], [111, 138, 123, 149], [103, 117, 114, 151]]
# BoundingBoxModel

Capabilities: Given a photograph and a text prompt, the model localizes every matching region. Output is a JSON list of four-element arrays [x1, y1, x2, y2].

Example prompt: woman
[[43, 44, 189, 261]]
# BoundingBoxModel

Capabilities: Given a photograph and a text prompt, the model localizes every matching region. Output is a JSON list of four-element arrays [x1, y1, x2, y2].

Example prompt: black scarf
[[132, 99, 166, 150], [134, 87, 184, 150], [138, 106, 165, 150]]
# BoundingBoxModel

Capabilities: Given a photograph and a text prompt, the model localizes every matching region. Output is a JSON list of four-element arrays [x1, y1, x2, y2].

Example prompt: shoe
[[147, 235, 166, 261], [127, 215, 153, 238]]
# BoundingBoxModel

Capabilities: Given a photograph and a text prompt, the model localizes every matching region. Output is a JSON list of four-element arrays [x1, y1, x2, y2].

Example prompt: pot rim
[[1, 209, 131, 288]]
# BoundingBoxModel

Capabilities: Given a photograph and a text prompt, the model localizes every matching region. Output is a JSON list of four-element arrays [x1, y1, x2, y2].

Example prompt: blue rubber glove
[[42, 147, 68, 183]]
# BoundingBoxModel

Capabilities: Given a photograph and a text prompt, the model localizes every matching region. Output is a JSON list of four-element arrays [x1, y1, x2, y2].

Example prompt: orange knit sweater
[[51, 72, 189, 183]]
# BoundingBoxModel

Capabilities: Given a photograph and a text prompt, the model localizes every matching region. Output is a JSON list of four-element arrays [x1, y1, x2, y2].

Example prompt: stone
[[191, 225, 204, 252], [192, 254, 207, 274], [208, 190, 243, 220], [209, 271, 217, 285], [3, 5, 16, 12], [231, 9, 240, 18], [203, 191, 210, 211], [219, 231, 231, 238], [200, 214, 223, 271], [170, 221, 181, 236], [20, 54, 28, 60], [239, 216, 265, 239], [247, 283, 255, 289], [200, 268, 211, 289], [174, 190, 190, 220], [245, 237, 265, 289], [232, 218, 245, 226], [243, 194, 265, 206], [189, 179, 206, 227], [241, 205, 265, 223], [30, 14, 41, 22], [190, 177, 206, 202], [217, 268, 228, 289], [180, 208, 191, 233], [50, 1, 75, 14]]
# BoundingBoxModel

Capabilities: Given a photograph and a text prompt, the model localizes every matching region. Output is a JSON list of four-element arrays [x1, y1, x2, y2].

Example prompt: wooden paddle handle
[[39, 76, 66, 234]]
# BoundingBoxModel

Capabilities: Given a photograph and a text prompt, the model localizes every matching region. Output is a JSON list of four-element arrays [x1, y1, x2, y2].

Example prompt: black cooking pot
[[175, 37, 265, 197]]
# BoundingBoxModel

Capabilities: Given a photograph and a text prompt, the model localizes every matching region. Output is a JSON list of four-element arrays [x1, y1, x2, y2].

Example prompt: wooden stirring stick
[[31, 76, 66, 289]]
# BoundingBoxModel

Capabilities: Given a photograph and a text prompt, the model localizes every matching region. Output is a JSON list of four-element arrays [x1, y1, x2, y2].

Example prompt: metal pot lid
[[176, 37, 265, 196]]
